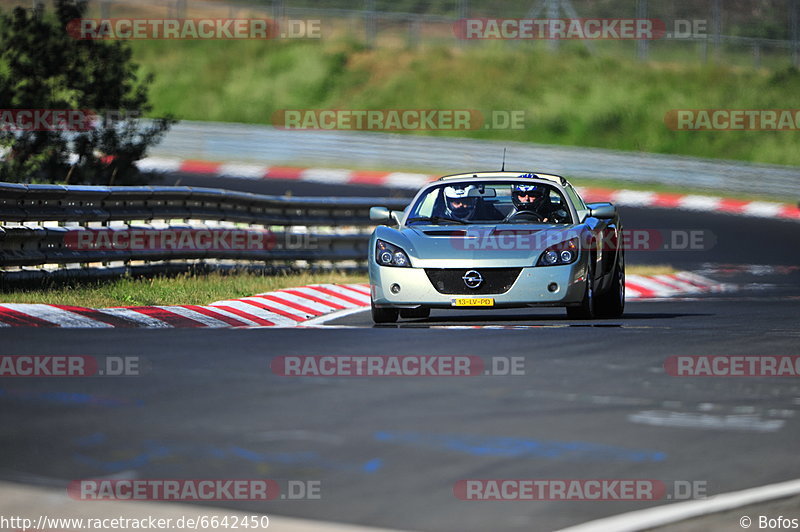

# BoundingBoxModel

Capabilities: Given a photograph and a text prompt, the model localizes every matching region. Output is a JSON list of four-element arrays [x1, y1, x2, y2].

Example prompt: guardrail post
[[636, 0, 648, 61], [408, 16, 420, 48], [364, 0, 377, 48], [272, 0, 285, 25], [791, 0, 799, 67], [711, 0, 722, 63]]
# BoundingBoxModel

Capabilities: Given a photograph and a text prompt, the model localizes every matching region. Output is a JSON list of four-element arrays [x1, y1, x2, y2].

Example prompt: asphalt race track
[[1, 173, 799, 531]]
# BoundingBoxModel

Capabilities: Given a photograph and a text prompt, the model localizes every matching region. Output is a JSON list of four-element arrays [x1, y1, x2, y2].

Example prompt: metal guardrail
[[0, 182, 410, 282], [149, 121, 800, 198]]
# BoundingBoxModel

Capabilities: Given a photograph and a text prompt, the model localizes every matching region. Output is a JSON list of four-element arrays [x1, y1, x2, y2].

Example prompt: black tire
[[566, 259, 596, 319], [595, 252, 625, 319], [371, 301, 398, 324], [399, 307, 430, 319]]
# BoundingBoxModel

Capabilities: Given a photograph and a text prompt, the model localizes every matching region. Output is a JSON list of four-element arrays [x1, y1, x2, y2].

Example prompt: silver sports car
[[368, 172, 625, 323]]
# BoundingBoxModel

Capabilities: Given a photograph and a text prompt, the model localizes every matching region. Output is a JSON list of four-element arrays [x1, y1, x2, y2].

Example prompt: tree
[[0, 0, 176, 184]]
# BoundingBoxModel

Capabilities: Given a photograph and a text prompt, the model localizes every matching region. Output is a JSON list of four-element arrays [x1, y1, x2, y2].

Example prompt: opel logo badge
[[462, 270, 483, 289]]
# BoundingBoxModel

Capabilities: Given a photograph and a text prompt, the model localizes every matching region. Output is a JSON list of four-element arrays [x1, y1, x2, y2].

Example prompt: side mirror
[[587, 202, 616, 219], [370, 206, 401, 225]]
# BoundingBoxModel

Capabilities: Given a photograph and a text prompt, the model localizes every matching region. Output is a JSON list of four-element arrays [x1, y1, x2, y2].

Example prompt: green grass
[[0, 266, 669, 307], [0, 271, 368, 308], [131, 38, 800, 167], [626, 264, 677, 276], [566, 176, 796, 204]]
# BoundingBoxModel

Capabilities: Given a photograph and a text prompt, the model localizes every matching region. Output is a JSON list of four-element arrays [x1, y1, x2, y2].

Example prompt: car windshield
[[406, 181, 572, 224]]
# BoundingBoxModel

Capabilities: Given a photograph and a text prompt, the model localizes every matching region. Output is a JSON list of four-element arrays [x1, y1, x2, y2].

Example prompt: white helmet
[[443, 185, 479, 220]]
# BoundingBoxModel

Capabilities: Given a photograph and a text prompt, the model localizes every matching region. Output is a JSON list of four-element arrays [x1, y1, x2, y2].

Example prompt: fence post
[[458, 0, 469, 19], [636, 0, 648, 61], [791, 0, 799, 67], [408, 17, 420, 48], [365, 0, 377, 48], [711, 0, 722, 63], [272, 0, 285, 24], [546, 0, 559, 52], [174, 0, 186, 19]]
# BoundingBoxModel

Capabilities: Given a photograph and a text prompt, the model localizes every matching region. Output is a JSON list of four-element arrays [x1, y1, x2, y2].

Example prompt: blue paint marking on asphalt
[[374, 431, 666, 462], [71, 435, 383, 474], [0, 388, 143, 407], [362, 458, 383, 473]]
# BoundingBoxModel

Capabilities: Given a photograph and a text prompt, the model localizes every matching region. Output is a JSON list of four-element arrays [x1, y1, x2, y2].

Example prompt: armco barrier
[[0, 182, 410, 281]]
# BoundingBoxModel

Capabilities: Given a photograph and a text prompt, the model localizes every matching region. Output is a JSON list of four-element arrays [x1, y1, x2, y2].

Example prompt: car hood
[[374, 223, 584, 268]]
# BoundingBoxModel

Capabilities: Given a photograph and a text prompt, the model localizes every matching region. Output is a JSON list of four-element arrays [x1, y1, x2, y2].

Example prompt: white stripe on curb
[[610, 190, 658, 207], [136, 157, 183, 173], [234, 296, 316, 320], [555, 478, 800, 532], [165, 306, 233, 328], [678, 195, 723, 211], [272, 291, 344, 313], [100, 307, 173, 328], [218, 163, 268, 178], [742, 201, 785, 217], [301, 168, 354, 184]]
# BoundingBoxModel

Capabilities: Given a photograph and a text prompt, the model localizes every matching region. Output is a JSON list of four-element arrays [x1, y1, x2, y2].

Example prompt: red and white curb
[[139, 157, 800, 222], [0, 283, 371, 328], [0, 274, 729, 328], [625, 271, 733, 299]]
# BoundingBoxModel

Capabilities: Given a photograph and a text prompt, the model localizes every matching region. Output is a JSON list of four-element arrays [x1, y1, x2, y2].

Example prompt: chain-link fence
[[16, 0, 800, 67]]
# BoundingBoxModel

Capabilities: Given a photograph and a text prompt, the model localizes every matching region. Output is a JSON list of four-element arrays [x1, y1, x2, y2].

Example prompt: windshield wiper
[[406, 216, 468, 225]]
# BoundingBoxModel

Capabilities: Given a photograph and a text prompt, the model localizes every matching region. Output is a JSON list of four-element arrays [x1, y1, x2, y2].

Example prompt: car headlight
[[376, 239, 411, 267], [536, 238, 578, 266]]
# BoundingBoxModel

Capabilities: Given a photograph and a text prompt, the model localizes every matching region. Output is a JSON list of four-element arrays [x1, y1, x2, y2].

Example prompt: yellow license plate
[[451, 298, 494, 307]]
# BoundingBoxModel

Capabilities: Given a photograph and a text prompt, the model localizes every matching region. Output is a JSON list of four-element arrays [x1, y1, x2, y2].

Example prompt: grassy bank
[[0, 265, 673, 307], [132, 39, 800, 166], [0, 272, 368, 308]]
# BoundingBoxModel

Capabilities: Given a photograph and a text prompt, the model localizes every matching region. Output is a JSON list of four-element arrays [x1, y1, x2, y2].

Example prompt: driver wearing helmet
[[442, 184, 480, 221], [511, 183, 567, 223]]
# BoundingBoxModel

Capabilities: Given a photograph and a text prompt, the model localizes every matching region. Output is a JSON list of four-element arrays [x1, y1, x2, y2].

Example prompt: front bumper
[[369, 263, 587, 308]]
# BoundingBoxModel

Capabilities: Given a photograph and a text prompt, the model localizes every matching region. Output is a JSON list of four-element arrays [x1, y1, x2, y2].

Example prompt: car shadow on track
[[371, 312, 712, 328]]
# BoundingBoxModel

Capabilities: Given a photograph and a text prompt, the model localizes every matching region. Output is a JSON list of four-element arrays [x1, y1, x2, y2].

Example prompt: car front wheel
[[566, 260, 596, 319], [595, 252, 625, 318]]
